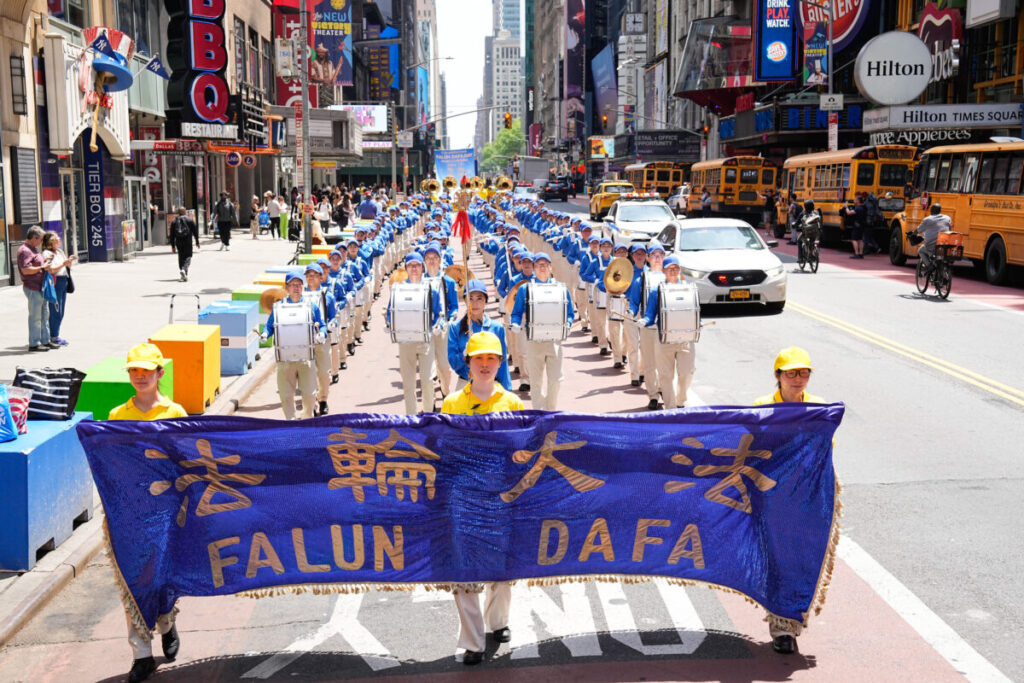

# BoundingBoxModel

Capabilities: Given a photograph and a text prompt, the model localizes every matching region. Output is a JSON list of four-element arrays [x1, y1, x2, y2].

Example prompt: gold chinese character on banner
[[327, 427, 440, 503], [501, 431, 604, 503]]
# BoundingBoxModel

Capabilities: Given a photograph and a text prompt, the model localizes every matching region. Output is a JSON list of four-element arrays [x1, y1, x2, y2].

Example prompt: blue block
[[263, 265, 298, 274], [200, 300, 261, 375], [0, 412, 94, 571], [221, 336, 260, 375]]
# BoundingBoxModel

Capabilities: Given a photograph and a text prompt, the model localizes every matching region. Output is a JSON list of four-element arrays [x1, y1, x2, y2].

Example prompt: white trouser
[[276, 361, 316, 419], [655, 341, 695, 409], [625, 320, 642, 381], [514, 327, 530, 381], [608, 319, 626, 363], [432, 325, 452, 394], [574, 284, 589, 325], [524, 339, 563, 411], [590, 304, 608, 350], [640, 326, 661, 399], [455, 583, 512, 653], [398, 341, 435, 414], [127, 611, 176, 659], [312, 343, 331, 401]]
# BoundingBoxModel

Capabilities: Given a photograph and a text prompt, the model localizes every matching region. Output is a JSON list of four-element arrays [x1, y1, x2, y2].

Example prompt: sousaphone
[[389, 267, 409, 285], [445, 264, 474, 289], [495, 176, 513, 191], [442, 176, 458, 191], [421, 178, 441, 194], [603, 257, 634, 295], [259, 287, 288, 314]]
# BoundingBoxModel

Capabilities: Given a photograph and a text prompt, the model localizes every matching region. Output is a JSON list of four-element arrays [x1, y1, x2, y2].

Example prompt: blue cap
[[355, 226, 367, 234], [466, 278, 488, 299], [663, 255, 681, 269], [519, 251, 535, 263], [285, 270, 304, 285], [533, 251, 552, 263], [600, 237, 613, 246], [423, 243, 441, 257], [304, 263, 323, 276], [630, 243, 648, 254], [405, 252, 424, 266], [317, 257, 331, 266], [614, 242, 630, 252], [589, 235, 601, 244], [647, 242, 665, 255], [346, 238, 359, 247]]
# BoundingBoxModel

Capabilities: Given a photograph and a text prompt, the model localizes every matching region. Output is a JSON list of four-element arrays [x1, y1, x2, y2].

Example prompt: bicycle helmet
[[803, 199, 815, 210]]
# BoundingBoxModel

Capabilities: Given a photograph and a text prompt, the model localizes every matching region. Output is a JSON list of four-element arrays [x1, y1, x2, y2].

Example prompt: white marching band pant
[[454, 583, 512, 653]]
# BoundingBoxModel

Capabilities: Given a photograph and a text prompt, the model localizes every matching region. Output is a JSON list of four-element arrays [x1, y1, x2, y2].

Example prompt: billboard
[[366, 24, 399, 100], [434, 148, 477, 180], [644, 61, 666, 130], [754, 0, 798, 81], [588, 136, 616, 159], [565, 0, 585, 141], [803, 21, 829, 86], [799, 0, 871, 52], [655, 0, 669, 56], [330, 105, 389, 133], [274, 8, 317, 108], [591, 44, 618, 134], [311, 0, 353, 95]]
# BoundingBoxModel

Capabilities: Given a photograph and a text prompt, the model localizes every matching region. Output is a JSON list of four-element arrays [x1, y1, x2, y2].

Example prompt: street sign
[[819, 93, 844, 111], [397, 131, 414, 148], [225, 151, 241, 167], [827, 113, 839, 151], [303, 202, 314, 216], [241, 154, 257, 168]]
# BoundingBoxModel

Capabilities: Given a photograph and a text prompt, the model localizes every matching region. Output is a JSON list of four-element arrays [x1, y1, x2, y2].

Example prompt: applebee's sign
[[918, 3, 961, 85], [165, 0, 237, 139]]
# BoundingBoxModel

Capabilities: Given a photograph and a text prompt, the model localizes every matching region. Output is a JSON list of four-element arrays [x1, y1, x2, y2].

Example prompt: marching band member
[[640, 255, 696, 410], [581, 237, 613, 355], [423, 242, 460, 395], [441, 331, 523, 665], [388, 252, 444, 414], [628, 242, 666, 410], [262, 271, 325, 420], [510, 251, 574, 411], [447, 279, 513, 391], [605, 242, 632, 372], [507, 250, 535, 391], [303, 264, 338, 416], [346, 238, 370, 340], [624, 243, 648, 387], [326, 250, 353, 373]]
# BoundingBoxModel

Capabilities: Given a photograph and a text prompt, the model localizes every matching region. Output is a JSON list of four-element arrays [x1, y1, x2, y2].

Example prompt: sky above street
[[436, 0, 491, 150]]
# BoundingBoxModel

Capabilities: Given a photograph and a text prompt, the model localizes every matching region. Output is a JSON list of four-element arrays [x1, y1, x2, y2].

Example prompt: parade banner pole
[[300, 0, 313, 254]]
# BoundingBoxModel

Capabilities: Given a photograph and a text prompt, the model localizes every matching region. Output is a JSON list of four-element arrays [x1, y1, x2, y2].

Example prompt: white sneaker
[[226, 245, 231, 251], [179, 269, 186, 281]]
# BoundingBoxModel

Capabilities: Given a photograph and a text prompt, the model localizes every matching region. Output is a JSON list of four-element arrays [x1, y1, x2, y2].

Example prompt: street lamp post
[[800, 0, 836, 150], [299, 0, 312, 254]]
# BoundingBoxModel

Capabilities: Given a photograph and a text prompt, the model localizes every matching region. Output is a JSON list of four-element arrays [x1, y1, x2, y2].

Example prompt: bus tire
[[889, 224, 907, 266], [985, 236, 1009, 285]]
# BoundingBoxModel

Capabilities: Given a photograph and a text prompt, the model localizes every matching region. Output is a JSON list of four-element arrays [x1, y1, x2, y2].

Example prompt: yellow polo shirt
[[754, 390, 826, 405], [441, 383, 524, 415], [108, 395, 189, 421]]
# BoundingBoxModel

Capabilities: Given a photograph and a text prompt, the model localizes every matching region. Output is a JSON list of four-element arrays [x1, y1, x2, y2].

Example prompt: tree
[[479, 119, 526, 176]]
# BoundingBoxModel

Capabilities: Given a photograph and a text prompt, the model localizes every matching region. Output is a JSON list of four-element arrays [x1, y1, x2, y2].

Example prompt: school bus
[[891, 141, 1024, 284], [779, 145, 919, 245], [623, 161, 691, 198], [687, 156, 777, 219]]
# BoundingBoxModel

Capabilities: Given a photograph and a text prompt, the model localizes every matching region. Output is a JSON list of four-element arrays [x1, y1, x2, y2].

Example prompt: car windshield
[[604, 185, 632, 194], [514, 187, 536, 196], [618, 204, 674, 221], [678, 225, 765, 251]]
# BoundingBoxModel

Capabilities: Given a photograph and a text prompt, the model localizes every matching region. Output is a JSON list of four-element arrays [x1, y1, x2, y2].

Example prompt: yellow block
[[149, 324, 221, 414], [312, 244, 333, 255], [254, 272, 287, 286]]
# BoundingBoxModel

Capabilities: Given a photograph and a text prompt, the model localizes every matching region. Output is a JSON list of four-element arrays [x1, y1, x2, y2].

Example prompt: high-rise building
[[491, 29, 522, 141], [493, 0, 521, 41]]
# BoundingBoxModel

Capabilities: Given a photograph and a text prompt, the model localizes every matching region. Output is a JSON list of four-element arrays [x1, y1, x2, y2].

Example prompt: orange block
[[312, 244, 333, 255], [254, 272, 287, 286], [149, 324, 221, 414]]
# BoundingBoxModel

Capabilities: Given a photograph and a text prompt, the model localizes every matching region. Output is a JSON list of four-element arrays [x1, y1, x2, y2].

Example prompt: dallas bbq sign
[[165, 0, 238, 139]]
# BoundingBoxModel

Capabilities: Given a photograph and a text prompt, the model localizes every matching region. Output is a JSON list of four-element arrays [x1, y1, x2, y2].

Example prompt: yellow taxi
[[589, 181, 635, 221]]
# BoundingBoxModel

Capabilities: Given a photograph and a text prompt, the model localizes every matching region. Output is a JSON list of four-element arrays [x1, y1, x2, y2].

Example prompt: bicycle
[[796, 219, 821, 273], [908, 232, 961, 299]]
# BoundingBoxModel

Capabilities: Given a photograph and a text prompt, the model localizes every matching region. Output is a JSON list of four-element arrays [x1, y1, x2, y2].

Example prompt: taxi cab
[[589, 181, 635, 221]]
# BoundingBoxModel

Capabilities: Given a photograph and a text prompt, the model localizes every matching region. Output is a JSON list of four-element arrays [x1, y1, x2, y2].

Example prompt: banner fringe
[[808, 476, 844, 620], [102, 517, 155, 642]]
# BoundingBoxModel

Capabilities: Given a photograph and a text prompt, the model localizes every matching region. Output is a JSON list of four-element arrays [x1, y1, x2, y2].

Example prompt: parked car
[[589, 181, 635, 220], [667, 185, 690, 216], [601, 195, 679, 244], [654, 218, 787, 311], [513, 183, 538, 199], [540, 177, 569, 201]]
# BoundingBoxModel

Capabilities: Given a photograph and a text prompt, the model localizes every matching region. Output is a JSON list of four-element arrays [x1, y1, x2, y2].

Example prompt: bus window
[[657, 170, 671, 181], [880, 163, 908, 187], [935, 157, 951, 192], [926, 158, 940, 191], [991, 155, 1009, 194], [856, 162, 875, 186], [830, 165, 839, 187], [797, 168, 805, 189], [961, 154, 980, 192], [976, 156, 995, 194], [762, 168, 775, 185], [841, 164, 850, 189], [725, 168, 737, 183], [1008, 154, 1024, 194], [947, 156, 963, 192], [740, 168, 758, 183]]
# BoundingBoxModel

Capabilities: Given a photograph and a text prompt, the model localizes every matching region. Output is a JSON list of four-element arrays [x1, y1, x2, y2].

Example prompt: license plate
[[729, 289, 751, 300]]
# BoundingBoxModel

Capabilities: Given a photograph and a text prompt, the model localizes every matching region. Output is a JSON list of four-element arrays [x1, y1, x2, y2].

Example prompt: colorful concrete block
[[149, 324, 221, 414], [77, 357, 175, 421]]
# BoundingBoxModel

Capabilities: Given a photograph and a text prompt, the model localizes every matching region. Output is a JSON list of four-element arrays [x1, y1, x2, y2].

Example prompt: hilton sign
[[854, 31, 932, 106]]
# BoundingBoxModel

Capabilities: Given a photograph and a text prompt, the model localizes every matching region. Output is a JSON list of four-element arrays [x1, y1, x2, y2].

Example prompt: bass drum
[[657, 283, 701, 344], [608, 295, 626, 321], [389, 282, 432, 344], [525, 282, 569, 341], [273, 301, 315, 362]]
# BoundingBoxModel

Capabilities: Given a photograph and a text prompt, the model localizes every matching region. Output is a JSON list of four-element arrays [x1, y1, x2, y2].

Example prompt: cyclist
[[912, 203, 952, 271], [796, 200, 821, 261]]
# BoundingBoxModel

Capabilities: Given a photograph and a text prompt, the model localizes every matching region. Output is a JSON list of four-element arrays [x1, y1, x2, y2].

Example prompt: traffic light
[[702, 124, 710, 138], [503, 112, 512, 129], [602, 114, 608, 131]]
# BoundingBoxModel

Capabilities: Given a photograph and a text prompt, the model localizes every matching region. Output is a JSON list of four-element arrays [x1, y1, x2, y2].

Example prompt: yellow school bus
[[891, 141, 1024, 284], [779, 145, 919, 245], [687, 156, 777, 219], [623, 161, 690, 198]]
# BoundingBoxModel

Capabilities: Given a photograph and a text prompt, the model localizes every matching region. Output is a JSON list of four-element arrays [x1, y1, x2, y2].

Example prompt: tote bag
[[0, 385, 16, 443], [12, 367, 86, 420]]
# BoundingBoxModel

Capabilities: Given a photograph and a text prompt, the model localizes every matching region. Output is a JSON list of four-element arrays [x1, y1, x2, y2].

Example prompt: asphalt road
[[0, 201, 1019, 682]]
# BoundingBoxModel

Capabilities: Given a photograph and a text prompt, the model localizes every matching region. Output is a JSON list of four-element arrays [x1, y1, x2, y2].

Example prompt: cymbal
[[389, 267, 409, 285], [259, 287, 287, 314], [445, 264, 474, 289], [506, 280, 527, 316], [603, 257, 634, 295]]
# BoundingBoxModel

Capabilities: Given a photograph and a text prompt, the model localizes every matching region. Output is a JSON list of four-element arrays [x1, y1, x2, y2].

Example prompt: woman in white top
[[41, 230, 75, 346]]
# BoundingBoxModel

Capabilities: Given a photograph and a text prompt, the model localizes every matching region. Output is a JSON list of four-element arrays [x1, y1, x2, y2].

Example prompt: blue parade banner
[[77, 405, 843, 637], [433, 148, 478, 182], [754, 0, 799, 82]]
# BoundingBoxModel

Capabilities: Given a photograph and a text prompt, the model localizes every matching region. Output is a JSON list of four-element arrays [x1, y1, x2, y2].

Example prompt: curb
[[210, 349, 277, 416], [0, 514, 106, 648]]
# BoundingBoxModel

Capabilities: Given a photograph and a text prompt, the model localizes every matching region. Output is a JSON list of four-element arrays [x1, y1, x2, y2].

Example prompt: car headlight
[[681, 267, 707, 280], [766, 264, 785, 277]]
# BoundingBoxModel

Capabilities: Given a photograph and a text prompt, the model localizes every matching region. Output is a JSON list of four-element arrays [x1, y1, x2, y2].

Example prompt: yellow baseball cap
[[125, 343, 166, 370], [774, 346, 813, 372], [466, 331, 503, 358]]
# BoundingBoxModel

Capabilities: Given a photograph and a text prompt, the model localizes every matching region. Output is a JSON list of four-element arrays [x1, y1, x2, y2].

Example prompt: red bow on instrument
[[453, 210, 472, 245]]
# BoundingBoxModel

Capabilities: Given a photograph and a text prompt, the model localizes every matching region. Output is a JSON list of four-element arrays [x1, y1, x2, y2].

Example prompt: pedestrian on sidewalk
[[16, 226, 55, 351], [214, 192, 237, 251], [107, 343, 186, 682], [171, 207, 200, 281], [844, 195, 867, 259], [249, 195, 260, 239], [41, 230, 75, 346]]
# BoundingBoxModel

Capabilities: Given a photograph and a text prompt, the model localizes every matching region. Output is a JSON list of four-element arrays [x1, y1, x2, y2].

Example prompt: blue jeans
[[24, 287, 50, 346], [49, 275, 69, 339]]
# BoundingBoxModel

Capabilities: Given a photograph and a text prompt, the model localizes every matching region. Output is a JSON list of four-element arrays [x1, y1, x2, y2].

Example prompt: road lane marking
[[241, 594, 399, 678], [838, 537, 1011, 683], [789, 301, 1024, 408], [597, 581, 706, 654], [509, 583, 602, 659]]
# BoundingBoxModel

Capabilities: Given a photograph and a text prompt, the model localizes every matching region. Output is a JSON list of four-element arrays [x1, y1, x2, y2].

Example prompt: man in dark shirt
[[213, 193, 237, 251], [844, 195, 868, 259], [17, 226, 55, 351], [170, 207, 201, 281]]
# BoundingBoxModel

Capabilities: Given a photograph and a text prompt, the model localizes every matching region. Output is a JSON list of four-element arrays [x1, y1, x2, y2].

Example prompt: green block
[[77, 357, 175, 421], [297, 254, 318, 265], [233, 286, 274, 348]]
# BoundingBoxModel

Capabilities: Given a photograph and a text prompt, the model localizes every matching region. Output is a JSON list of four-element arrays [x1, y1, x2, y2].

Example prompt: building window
[[248, 28, 260, 90], [10, 56, 27, 116], [234, 18, 247, 85], [50, 0, 87, 29], [117, 0, 156, 57], [262, 37, 273, 99]]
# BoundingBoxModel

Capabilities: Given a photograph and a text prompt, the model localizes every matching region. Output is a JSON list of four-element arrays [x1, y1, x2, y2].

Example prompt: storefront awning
[[672, 17, 761, 117]]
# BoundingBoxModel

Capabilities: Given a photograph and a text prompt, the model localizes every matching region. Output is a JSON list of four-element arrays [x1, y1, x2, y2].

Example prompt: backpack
[[172, 217, 191, 239]]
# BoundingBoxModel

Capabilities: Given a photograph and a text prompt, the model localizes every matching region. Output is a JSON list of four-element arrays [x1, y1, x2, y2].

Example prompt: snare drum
[[273, 301, 315, 362], [641, 271, 666, 317], [586, 282, 596, 305], [608, 295, 626, 321], [658, 283, 701, 344], [389, 282, 432, 344], [525, 281, 569, 341], [302, 290, 332, 346], [595, 288, 609, 310]]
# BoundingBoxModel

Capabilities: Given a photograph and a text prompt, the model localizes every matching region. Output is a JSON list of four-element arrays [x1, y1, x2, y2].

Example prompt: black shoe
[[319, 401, 328, 415], [519, 383, 530, 392], [373, 293, 380, 300], [347, 343, 355, 355], [614, 362, 624, 369], [363, 321, 370, 331], [128, 657, 157, 682], [622, 356, 627, 364], [340, 362, 347, 370], [512, 366, 520, 376], [639, 374, 645, 383], [463, 650, 484, 665], [582, 325, 590, 333], [162, 625, 180, 661], [28, 345, 46, 352], [355, 337, 363, 344], [772, 634, 797, 654], [648, 398, 660, 410], [331, 374, 340, 385], [591, 335, 598, 344], [630, 379, 640, 387], [600, 348, 610, 356], [491, 626, 511, 643]]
